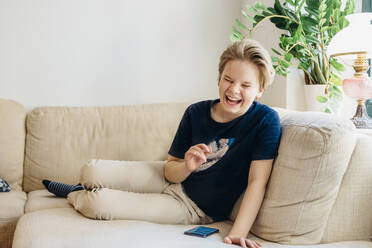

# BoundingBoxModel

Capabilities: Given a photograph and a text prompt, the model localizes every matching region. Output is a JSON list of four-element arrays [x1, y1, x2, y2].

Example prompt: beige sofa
[[0, 98, 371, 248]]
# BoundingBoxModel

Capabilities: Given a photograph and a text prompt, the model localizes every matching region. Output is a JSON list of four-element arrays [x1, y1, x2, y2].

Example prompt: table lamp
[[328, 13, 372, 129]]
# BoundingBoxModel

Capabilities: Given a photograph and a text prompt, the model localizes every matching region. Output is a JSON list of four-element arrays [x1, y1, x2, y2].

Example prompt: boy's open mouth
[[225, 95, 242, 106]]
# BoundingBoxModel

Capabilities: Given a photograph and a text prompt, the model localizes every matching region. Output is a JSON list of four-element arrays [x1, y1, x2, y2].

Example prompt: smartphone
[[184, 226, 219, 238]]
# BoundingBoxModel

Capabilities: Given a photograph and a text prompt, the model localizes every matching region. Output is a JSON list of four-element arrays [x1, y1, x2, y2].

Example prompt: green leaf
[[330, 73, 342, 86], [300, 16, 318, 26], [232, 27, 244, 40], [317, 95, 328, 103], [274, 0, 285, 15], [270, 17, 288, 30], [272, 48, 282, 56], [235, 19, 249, 30], [285, 53, 293, 62], [330, 60, 345, 72], [306, 0, 320, 9], [262, 10, 273, 17], [271, 56, 280, 62], [305, 35, 320, 44], [267, 7, 278, 14], [325, 108, 332, 113], [286, 9, 299, 21], [304, 6, 319, 16], [296, 0, 306, 15], [254, 2, 268, 11], [293, 24, 303, 40], [320, 26, 330, 32], [319, 1, 327, 14], [332, 85, 343, 94], [276, 66, 288, 76], [230, 33, 241, 42], [319, 18, 327, 27], [343, 0, 355, 16], [242, 10, 255, 24], [253, 15, 265, 26], [302, 24, 319, 33], [279, 59, 290, 68], [333, 0, 341, 9], [246, 5, 262, 16], [285, 0, 295, 5]]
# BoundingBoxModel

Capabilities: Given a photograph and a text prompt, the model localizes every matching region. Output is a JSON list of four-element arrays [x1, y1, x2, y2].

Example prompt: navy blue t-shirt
[[168, 99, 281, 221]]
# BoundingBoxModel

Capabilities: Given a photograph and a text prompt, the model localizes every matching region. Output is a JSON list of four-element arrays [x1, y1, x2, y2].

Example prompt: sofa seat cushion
[[0, 191, 27, 248], [12, 208, 372, 248], [0, 191, 27, 220], [25, 190, 72, 213]]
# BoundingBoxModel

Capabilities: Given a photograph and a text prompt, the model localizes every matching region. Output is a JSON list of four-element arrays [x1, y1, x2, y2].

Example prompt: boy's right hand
[[184, 144, 211, 172]]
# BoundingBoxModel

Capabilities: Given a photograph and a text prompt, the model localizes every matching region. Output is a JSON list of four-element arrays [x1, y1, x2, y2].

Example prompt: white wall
[[0, 0, 241, 110], [240, 0, 287, 108]]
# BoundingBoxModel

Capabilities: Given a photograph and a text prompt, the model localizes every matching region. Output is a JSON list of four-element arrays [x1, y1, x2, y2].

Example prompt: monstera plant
[[232, 0, 355, 113]]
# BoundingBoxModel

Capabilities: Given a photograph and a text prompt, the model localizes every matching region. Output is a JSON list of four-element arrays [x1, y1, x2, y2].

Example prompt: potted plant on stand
[[232, 0, 355, 113]]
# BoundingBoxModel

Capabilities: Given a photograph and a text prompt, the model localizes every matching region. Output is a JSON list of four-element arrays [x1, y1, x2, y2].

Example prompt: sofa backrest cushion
[[0, 99, 26, 191], [23, 103, 189, 192], [321, 132, 372, 243], [248, 108, 356, 244]]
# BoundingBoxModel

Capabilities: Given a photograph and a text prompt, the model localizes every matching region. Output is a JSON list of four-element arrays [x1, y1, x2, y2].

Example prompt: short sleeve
[[251, 110, 281, 160], [168, 107, 192, 159]]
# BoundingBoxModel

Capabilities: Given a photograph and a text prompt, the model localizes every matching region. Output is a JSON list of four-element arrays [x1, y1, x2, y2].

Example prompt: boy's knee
[[80, 160, 103, 189], [68, 189, 113, 220]]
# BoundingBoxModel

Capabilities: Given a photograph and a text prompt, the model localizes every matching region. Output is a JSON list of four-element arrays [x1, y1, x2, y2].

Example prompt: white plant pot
[[304, 84, 349, 115], [287, 67, 355, 116], [304, 84, 327, 112]]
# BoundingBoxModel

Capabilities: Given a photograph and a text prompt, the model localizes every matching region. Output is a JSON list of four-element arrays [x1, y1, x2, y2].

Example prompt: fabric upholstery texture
[[23, 103, 189, 192], [25, 190, 71, 213], [248, 109, 356, 245], [321, 133, 372, 242], [12, 208, 372, 248], [0, 99, 26, 191], [0, 191, 27, 248]]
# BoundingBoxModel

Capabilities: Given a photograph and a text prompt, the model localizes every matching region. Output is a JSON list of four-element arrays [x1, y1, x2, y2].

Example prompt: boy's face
[[217, 60, 263, 120]]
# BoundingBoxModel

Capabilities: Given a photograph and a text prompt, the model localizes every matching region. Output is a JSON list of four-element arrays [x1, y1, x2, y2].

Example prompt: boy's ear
[[255, 89, 264, 100]]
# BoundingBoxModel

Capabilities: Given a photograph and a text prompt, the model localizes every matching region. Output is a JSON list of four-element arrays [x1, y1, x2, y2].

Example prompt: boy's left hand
[[223, 236, 263, 248]]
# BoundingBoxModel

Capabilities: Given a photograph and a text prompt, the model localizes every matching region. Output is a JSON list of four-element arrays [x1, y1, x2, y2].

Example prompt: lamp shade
[[328, 13, 372, 58]]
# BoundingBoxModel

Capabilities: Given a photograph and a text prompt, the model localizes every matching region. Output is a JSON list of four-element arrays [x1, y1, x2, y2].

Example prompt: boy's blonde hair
[[218, 38, 275, 90]]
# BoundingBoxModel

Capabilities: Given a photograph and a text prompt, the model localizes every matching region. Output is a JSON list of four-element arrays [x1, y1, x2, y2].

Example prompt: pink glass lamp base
[[343, 77, 372, 129]]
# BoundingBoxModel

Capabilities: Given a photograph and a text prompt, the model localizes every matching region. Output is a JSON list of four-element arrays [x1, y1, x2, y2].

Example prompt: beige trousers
[[67, 160, 212, 224]]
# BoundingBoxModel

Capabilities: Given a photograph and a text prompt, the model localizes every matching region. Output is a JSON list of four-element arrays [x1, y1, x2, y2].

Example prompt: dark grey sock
[[42, 179, 83, 198]]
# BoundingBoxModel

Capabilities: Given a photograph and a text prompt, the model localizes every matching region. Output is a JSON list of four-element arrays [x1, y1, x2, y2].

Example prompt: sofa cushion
[[0, 99, 26, 191], [23, 103, 189, 192], [321, 133, 372, 242], [25, 190, 72, 213], [246, 109, 356, 244], [0, 191, 27, 248], [0, 191, 27, 221], [12, 208, 372, 248]]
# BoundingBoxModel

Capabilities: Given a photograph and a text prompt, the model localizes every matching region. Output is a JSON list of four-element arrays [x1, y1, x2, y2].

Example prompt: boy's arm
[[225, 159, 273, 246], [165, 144, 211, 183], [164, 155, 191, 183]]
